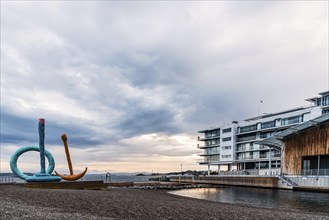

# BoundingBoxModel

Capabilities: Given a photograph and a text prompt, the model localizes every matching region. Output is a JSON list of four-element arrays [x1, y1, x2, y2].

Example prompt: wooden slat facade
[[282, 121, 329, 175]]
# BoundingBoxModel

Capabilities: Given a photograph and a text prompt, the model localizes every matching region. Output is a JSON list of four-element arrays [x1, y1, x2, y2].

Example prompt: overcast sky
[[1, 1, 328, 174]]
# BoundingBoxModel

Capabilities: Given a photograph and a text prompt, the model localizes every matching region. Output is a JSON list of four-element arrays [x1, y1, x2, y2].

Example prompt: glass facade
[[281, 115, 302, 125], [261, 121, 275, 129], [322, 95, 329, 106], [239, 124, 257, 133]]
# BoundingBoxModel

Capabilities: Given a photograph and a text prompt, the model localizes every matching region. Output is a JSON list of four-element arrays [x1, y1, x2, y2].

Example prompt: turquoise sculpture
[[10, 119, 61, 182]]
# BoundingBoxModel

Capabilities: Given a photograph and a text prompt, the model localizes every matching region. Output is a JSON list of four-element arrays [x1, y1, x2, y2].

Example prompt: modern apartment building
[[197, 91, 329, 173]]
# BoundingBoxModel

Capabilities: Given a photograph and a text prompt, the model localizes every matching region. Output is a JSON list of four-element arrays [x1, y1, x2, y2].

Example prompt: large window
[[204, 148, 220, 155], [206, 139, 220, 146], [205, 129, 220, 138], [222, 128, 232, 133], [322, 95, 329, 106], [237, 134, 256, 142], [239, 124, 257, 133], [302, 155, 329, 175], [204, 155, 220, 162], [281, 115, 302, 125], [261, 121, 275, 129]]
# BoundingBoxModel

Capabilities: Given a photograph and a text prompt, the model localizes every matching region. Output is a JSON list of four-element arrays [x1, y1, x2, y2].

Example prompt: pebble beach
[[0, 184, 328, 220]]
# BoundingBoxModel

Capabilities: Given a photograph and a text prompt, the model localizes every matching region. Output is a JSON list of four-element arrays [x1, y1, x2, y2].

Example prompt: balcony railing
[[199, 150, 220, 156], [197, 143, 220, 148], [300, 169, 329, 176], [236, 136, 256, 142], [237, 156, 254, 160], [198, 134, 220, 140]]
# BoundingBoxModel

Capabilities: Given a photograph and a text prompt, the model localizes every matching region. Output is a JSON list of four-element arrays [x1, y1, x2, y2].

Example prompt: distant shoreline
[[1, 184, 327, 219]]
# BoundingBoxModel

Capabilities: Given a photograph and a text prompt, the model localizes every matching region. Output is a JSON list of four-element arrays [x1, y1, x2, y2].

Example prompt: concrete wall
[[170, 175, 279, 188], [287, 176, 329, 188]]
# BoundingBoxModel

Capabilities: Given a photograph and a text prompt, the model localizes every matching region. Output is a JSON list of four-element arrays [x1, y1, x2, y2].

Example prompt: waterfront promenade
[[1, 184, 328, 219]]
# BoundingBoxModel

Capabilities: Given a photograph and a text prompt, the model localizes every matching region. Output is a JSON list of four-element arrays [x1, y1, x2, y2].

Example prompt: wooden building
[[259, 113, 329, 175]]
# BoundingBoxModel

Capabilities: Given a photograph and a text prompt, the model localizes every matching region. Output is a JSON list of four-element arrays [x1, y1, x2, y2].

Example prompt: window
[[323, 109, 329, 114], [222, 128, 232, 133], [239, 124, 257, 133], [221, 154, 231, 159], [237, 134, 256, 142], [237, 144, 246, 151], [222, 137, 232, 142], [205, 148, 220, 155], [322, 95, 329, 106], [222, 146, 231, 150], [281, 115, 302, 125], [206, 139, 219, 146], [260, 132, 275, 139], [205, 129, 220, 138], [261, 121, 275, 129]]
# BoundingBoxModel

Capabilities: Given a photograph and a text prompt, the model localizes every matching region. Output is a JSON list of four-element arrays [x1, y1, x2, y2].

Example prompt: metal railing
[[237, 156, 254, 160], [0, 174, 15, 183], [236, 136, 256, 142], [300, 169, 329, 176], [217, 168, 280, 176], [279, 175, 297, 186]]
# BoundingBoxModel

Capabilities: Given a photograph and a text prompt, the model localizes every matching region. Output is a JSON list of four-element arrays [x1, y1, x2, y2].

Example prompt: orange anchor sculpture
[[55, 134, 88, 181]]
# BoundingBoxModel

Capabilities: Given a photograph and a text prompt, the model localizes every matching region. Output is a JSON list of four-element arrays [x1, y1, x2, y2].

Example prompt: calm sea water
[[169, 187, 329, 214]]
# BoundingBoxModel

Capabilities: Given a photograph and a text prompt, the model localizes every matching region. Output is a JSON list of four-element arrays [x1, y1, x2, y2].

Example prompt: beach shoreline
[[0, 184, 328, 220]]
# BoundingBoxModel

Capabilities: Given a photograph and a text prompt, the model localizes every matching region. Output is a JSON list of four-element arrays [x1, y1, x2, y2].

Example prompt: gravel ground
[[0, 184, 328, 220]]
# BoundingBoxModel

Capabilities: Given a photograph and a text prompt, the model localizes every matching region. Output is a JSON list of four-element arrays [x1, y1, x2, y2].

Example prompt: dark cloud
[[0, 110, 103, 148], [117, 107, 179, 137]]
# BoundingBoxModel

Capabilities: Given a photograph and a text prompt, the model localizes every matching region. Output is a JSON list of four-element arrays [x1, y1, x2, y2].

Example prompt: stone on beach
[[0, 185, 328, 220]]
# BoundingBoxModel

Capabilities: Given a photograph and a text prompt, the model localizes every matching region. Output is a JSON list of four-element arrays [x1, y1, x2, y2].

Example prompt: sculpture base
[[25, 173, 61, 182]]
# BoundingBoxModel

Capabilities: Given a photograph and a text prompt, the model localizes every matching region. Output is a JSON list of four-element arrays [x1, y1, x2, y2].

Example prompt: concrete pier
[[170, 176, 279, 188]]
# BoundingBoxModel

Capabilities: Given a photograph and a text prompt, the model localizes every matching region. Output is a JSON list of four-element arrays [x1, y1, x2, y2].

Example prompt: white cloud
[[1, 1, 327, 173]]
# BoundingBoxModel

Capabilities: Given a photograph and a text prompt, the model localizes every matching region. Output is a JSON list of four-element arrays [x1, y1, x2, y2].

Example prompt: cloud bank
[[1, 1, 328, 173]]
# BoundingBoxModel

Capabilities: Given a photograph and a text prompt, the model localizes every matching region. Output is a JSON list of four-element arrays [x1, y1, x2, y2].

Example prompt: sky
[[0, 1, 328, 174]]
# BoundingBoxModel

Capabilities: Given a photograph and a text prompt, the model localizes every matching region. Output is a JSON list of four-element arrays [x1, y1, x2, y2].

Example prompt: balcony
[[259, 153, 281, 159], [236, 136, 256, 143], [197, 143, 220, 149], [237, 156, 254, 160], [197, 155, 221, 163], [199, 150, 220, 156], [198, 133, 220, 141]]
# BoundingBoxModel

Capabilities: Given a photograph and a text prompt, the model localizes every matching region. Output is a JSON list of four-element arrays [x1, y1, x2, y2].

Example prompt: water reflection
[[169, 187, 329, 214]]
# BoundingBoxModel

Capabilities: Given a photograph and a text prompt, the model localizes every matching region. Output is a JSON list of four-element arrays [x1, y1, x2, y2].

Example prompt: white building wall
[[220, 125, 234, 162]]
